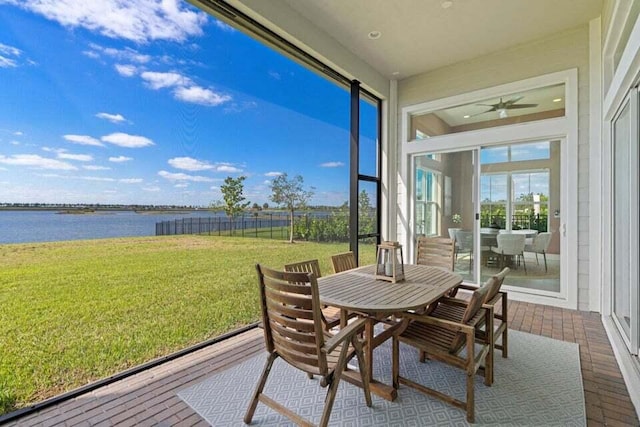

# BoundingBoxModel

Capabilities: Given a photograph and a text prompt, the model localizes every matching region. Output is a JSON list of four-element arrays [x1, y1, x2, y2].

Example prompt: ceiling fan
[[473, 96, 538, 118]]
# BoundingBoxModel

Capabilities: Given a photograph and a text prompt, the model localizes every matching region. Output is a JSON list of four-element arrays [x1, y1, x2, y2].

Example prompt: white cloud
[[101, 132, 154, 148], [320, 161, 345, 168], [13, 131, 23, 136], [143, 186, 160, 192], [6, 0, 208, 43], [114, 64, 137, 77], [96, 112, 127, 123], [213, 19, 234, 32], [63, 134, 104, 147], [173, 85, 231, 106], [82, 176, 115, 182], [108, 156, 133, 163], [140, 71, 190, 89], [216, 164, 242, 173], [264, 171, 283, 177], [0, 42, 21, 68], [268, 71, 281, 80], [83, 165, 111, 170], [174, 183, 188, 188], [9, 140, 20, 146], [119, 178, 143, 184], [224, 100, 257, 114], [57, 152, 93, 162], [168, 156, 212, 171], [158, 170, 213, 182], [88, 43, 151, 63], [0, 154, 77, 170]]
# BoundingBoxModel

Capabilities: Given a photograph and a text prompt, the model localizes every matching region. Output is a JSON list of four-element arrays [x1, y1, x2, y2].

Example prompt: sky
[[0, 0, 378, 207]]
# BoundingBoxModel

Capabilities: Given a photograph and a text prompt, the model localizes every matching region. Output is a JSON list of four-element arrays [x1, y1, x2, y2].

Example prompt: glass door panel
[[413, 150, 477, 283], [480, 140, 560, 294], [613, 99, 632, 342]]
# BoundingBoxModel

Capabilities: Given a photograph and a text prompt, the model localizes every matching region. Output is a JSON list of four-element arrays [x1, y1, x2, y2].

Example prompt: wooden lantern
[[375, 241, 405, 283]]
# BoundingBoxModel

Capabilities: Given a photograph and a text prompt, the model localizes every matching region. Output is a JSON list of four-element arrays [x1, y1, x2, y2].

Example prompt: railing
[[480, 214, 548, 232], [156, 213, 290, 239]]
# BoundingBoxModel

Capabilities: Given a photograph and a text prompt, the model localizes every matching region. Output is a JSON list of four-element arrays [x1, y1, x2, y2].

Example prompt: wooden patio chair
[[245, 264, 371, 427], [330, 251, 357, 273], [415, 236, 455, 271], [425, 267, 510, 385], [392, 285, 492, 423], [284, 259, 356, 330]]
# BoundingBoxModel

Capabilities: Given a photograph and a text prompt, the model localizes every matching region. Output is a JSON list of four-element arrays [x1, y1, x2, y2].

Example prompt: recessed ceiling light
[[368, 31, 382, 40], [553, 98, 562, 102], [391, 71, 400, 76], [463, 115, 470, 118], [441, 0, 453, 9]]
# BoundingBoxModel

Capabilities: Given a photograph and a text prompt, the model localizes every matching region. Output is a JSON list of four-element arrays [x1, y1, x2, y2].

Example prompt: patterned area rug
[[178, 330, 584, 426]]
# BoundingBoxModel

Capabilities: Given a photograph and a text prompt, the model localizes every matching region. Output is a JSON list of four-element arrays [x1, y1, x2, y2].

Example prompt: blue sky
[[0, 0, 378, 206]]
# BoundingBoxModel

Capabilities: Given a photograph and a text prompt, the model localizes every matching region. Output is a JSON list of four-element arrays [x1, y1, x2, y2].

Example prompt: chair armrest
[[456, 284, 480, 292], [438, 297, 470, 308], [402, 311, 474, 334], [322, 317, 366, 353]]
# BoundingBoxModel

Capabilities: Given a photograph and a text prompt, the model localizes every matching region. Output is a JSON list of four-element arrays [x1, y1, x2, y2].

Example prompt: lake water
[[0, 210, 224, 244]]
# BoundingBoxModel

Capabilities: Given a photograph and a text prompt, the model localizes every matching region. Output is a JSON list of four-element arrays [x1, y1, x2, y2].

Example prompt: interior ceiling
[[280, 0, 603, 79]]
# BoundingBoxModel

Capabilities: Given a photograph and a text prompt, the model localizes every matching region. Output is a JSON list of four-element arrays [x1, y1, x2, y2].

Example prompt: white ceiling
[[281, 0, 603, 79]]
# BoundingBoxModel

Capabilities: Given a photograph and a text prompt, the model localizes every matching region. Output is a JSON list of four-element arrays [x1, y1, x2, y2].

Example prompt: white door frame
[[400, 69, 579, 309]]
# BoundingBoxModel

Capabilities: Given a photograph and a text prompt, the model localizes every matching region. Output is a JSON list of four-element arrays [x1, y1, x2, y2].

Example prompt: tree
[[252, 202, 261, 210], [262, 202, 269, 210], [270, 173, 314, 243], [220, 176, 251, 233]]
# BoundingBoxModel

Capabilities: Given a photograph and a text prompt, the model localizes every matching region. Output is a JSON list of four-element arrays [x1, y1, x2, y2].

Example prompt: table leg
[[341, 317, 408, 402]]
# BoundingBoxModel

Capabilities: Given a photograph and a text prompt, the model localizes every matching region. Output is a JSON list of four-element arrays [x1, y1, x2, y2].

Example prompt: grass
[[0, 235, 376, 414]]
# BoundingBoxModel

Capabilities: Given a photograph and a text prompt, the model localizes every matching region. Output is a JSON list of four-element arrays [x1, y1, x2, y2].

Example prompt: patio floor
[[5, 301, 639, 427]]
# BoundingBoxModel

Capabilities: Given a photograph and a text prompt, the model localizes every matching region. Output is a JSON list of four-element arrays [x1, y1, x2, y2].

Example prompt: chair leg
[[465, 334, 476, 423], [319, 342, 351, 427], [522, 253, 526, 274], [502, 296, 508, 359], [535, 252, 539, 265], [353, 336, 372, 407], [244, 352, 277, 424], [543, 252, 547, 273]]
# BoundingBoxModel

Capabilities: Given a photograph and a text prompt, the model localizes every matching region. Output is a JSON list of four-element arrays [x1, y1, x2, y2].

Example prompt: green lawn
[[0, 235, 375, 414]]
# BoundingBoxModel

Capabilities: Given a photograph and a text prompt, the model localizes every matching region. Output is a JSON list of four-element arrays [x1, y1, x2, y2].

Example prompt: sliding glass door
[[413, 149, 477, 282], [612, 90, 639, 354]]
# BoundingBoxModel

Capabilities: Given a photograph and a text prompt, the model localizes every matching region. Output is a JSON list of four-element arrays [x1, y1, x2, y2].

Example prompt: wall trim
[[589, 17, 603, 312]]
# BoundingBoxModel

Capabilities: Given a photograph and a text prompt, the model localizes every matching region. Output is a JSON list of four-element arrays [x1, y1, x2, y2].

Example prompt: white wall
[[396, 26, 592, 310]]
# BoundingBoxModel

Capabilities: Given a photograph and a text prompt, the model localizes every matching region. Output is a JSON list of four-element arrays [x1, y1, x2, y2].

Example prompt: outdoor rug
[[178, 330, 585, 426]]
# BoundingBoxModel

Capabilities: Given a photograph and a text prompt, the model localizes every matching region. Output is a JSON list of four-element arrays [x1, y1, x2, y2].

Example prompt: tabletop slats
[[318, 264, 462, 313]]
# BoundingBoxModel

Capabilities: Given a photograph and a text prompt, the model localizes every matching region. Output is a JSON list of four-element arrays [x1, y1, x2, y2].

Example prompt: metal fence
[[155, 212, 332, 239]]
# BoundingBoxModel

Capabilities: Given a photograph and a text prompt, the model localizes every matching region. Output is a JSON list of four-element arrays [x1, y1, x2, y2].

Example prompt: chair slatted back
[[284, 259, 322, 279], [484, 267, 509, 303], [416, 236, 455, 271], [256, 264, 328, 375], [449, 284, 490, 353], [331, 252, 357, 273]]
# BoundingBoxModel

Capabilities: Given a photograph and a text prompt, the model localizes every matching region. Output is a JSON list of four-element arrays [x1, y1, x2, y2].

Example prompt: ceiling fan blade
[[470, 108, 495, 117], [504, 96, 524, 106], [506, 103, 538, 109]]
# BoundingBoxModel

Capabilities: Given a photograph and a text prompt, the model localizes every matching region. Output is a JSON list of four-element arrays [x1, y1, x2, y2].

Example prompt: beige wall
[[396, 25, 592, 310]]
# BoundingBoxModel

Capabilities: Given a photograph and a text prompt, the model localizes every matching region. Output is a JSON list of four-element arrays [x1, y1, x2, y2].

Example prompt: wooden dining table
[[318, 264, 462, 401]]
